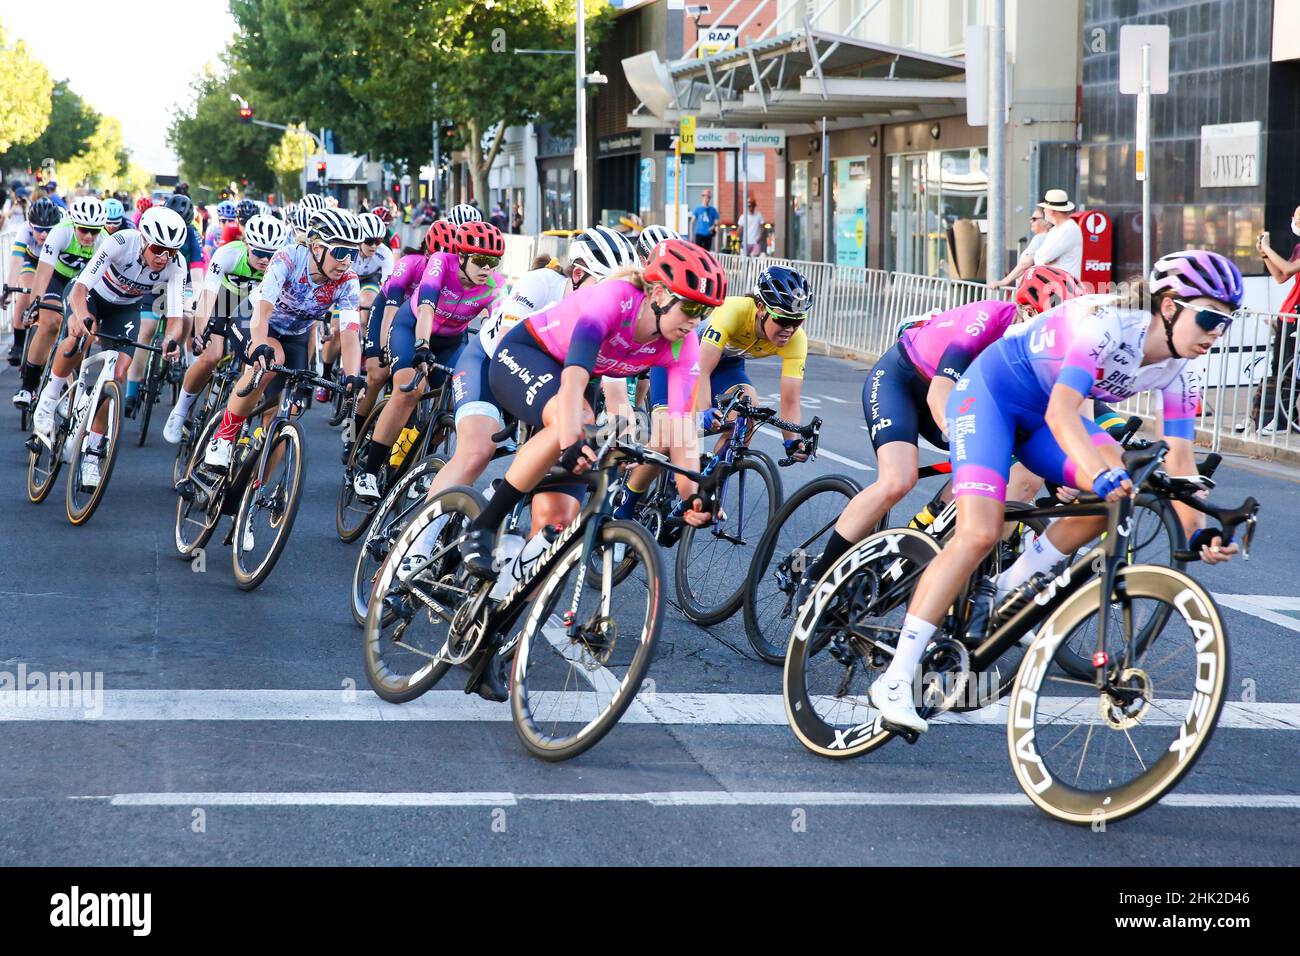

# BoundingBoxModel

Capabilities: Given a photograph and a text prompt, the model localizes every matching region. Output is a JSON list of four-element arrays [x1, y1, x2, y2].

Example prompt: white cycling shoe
[[79, 454, 102, 490], [163, 408, 187, 444], [241, 511, 256, 552], [868, 676, 928, 734], [205, 436, 233, 470], [353, 470, 381, 502], [12, 388, 32, 409], [32, 395, 57, 438]]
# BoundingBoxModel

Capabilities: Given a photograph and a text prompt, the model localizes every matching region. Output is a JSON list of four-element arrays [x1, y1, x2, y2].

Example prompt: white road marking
[[752, 429, 873, 471], [818, 394, 849, 404], [91, 790, 1300, 809], [1213, 593, 1300, 634], [3, 690, 1298, 730]]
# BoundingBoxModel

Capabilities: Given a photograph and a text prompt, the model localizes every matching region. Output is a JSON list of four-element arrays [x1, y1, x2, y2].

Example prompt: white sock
[[40, 374, 68, 405], [995, 532, 1069, 599], [174, 387, 200, 418], [86, 432, 104, 450], [883, 614, 937, 683]]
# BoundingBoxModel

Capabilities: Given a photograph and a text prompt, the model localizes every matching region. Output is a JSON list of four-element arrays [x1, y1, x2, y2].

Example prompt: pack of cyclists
[[1, 186, 1255, 817]]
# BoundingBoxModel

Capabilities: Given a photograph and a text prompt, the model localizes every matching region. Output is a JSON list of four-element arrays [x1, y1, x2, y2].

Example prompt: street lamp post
[[575, 1, 587, 229], [229, 93, 325, 198]]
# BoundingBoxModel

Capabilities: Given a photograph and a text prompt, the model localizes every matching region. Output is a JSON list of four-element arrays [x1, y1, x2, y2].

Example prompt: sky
[[3, 1, 238, 174]]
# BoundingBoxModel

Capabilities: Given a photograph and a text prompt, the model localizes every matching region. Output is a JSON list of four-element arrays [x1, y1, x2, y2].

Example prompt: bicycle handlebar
[[398, 360, 456, 393], [237, 361, 351, 399], [62, 331, 170, 359]]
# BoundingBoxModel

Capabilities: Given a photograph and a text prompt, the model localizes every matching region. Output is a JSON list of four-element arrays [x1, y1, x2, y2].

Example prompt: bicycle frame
[[61, 347, 120, 457]]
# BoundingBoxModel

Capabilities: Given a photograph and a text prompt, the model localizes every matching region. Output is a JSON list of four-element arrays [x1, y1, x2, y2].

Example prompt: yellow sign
[[1136, 149, 1146, 180], [679, 115, 696, 156]]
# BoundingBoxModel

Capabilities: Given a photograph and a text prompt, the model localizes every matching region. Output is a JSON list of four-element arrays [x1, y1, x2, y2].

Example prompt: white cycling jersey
[[354, 243, 395, 285], [478, 267, 568, 356], [74, 229, 186, 314]]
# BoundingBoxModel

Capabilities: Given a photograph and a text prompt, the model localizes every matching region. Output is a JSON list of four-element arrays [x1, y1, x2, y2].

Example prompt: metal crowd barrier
[[0, 228, 15, 335]]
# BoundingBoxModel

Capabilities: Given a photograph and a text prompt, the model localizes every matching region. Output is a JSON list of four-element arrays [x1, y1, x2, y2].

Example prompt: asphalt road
[[1, 351, 1298, 866]]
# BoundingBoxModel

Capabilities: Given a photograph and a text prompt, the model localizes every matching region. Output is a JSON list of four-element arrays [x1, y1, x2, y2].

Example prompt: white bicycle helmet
[[139, 206, 188, 249], [569, 225, 638, 278], [307, 207, 364, 245], [300, 193, 328, 212], [243, 214, 289, 251], [69, 196, 108, 229], [358, 212, 387, 242], [449, 203, 482, 226], [636, 224, 680, 262]]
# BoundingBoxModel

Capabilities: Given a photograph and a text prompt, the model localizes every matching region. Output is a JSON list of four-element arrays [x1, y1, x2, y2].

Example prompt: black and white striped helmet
[[300, 194, 328, 212], [69, 196, 108, 229], [449, 203, 482, 226], [243, 214, 289, 251], [139, 207, 188, 249], [289, 204, 313, 236], [358, 212, 387, 242], [635, 224, 680, 262], [569, 226, 638, 278], [307, 208, 364, 245]]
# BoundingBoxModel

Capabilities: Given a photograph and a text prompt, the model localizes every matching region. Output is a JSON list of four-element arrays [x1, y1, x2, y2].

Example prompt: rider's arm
[[1044, 383, 1115, 491], [695, 339, 722, 414], [1164, 437, 1208, 538], [926, 376, 954, 436], [162, 269, 186, 351], [29, 260, 54, 304], [415, 254, 446, 330], [664, 334, 704, 498], [335, 278, 363, 378], [249, 251, 291, 350], [778, 375, 802, 441]]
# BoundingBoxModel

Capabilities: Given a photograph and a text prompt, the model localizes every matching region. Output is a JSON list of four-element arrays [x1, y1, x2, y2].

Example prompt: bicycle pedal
[[882, 723, 921, 745]]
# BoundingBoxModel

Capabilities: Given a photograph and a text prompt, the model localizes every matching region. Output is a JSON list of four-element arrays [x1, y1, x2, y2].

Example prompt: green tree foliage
[[0, 80, 98, 169], [58, 115, 130, 192], [0, 21, 53, 154], [168, 69, 280, 194]]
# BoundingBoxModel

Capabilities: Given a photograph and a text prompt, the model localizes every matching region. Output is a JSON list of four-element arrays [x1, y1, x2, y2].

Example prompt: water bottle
[[489, 526, 561, 600], [488, 533, 527, 601]]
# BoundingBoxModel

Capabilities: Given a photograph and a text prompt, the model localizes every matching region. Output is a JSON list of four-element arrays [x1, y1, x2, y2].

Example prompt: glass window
[[788, 161, 810, 261]]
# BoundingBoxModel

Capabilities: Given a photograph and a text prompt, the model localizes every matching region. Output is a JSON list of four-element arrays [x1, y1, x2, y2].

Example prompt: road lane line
[[752, 429, 872, 471], [92, 790, 1300, 809], [4, 690, 1298, 730]]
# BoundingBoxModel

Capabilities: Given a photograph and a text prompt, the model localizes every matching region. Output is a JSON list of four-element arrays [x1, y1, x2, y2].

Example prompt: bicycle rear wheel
[[512, 518, 664, 761], [337, 397, 387, 542], [1008, 565, 1228, 825], [136, 356, 160, 446], [675, 454, 780, 625], [744, 474, 862, 664], [362, 487, 484, 702], [174, 410, 225, 558], [27, 390, 69, 504], [172, 378, 214, 487], [66, 381, 123, 526], [232, 421, 306, 590]]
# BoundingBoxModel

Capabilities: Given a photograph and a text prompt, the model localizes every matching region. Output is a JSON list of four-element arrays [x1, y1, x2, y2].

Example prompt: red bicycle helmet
[[455, 220, 505, 256], [1015, 265, 1084, 315], [643, 238, 727, 306], [371, 205, 393, 224], [135, 196, 153, 214], [425, 219, 457, 254]]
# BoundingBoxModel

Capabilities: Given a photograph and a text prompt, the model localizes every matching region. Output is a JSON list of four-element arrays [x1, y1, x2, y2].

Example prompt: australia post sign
[[1071, 209, 1113, 290]]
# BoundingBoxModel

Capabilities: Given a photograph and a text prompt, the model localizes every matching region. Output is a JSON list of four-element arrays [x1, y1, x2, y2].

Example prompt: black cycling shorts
[[489, 322, 567, 429], [862, 342, 949, 453], [72, 289, 147, 358]]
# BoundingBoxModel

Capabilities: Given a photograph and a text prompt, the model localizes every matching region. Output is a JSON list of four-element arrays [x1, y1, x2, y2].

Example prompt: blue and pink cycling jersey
[[949, 298, 1200, 500], [899, 299, 1019, 381], [414, 251, 503, 336], [524, 279, 701, 415]]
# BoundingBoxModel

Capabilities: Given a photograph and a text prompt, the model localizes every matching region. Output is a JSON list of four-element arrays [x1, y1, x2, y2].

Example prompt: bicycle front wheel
[[336, 397, 387, 542], [232, 421, 306, 590], [1008, 565, 1229, 825], [174, 409, 225, 558], [744, 474, 862, 664], [136, 356, 160, 446], [675, 454, 780, 625], [66, 381, 123, 526], [512, 518, 664, 761]]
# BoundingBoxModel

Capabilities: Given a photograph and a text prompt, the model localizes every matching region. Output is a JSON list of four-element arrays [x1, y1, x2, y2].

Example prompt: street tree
[[0, 80, 99, 171], [168, 68, 280, 194], [0, 21, 53, 154]]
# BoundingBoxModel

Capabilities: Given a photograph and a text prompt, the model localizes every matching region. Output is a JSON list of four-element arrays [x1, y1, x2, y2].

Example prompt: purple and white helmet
[[1150, 249, 1243, 310]]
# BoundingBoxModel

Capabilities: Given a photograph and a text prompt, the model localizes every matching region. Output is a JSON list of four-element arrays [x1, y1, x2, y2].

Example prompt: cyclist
[[132, 196, 152, 226], [319, 211, 394, 398], [236, 199, 259, 228], [804, 265, 1084, 586], [351, 220, 504, 501], [615, 264, 815, 521], [459, 237, 724, 578], [371, 205, 400, 252], [635, 224, 680, 263], [13, 196, 108, 410], [448, 203, 482, 226], [417, 226, 636, 524], [3, 196, 62, 367], [103, 198, 132, 236], [30, 207, 188, 488], [868, 251, 1246, 734], [204, 200, 238, 259], [162, 214, 291, 444]]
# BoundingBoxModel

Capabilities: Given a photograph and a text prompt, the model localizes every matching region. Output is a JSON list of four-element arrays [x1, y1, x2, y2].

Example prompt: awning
[[624, 28, 965, 133], [309, 154, 369, 185]]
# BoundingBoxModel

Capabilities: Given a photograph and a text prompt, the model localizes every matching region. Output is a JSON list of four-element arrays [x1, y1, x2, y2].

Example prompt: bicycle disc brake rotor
[[1101, 667, 1151, 729]]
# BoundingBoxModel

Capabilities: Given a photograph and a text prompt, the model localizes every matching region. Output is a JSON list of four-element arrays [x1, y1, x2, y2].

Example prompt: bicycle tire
[[172, 378, 213, 487], [27, 390, 69, 505], [174, 410, 226, 558], [1008, 565, 1228, 825], [66, 381, 123, 526], [351, 454, 445, 627], [362, 486, 485, 702], [232, 421, 306, 590], [743, 473, 863, 664], [336, 396, 388, 542], [136, 355, 160, 446], [675, 454, 780, 625], [783, 528, 942, 759], [512, 518, 664, 761]]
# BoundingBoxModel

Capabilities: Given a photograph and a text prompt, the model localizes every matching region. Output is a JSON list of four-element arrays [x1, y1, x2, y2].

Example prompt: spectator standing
[[1028, 188, 1082, 279], [739, 196, 765, 256], [689, 189, 720, 251], [990, 206, 1052, 288], [489, 203, 508, 232], [43, 181, 67, 210], [1253, 208, 1300, 433], [512, 203, 523, 234]]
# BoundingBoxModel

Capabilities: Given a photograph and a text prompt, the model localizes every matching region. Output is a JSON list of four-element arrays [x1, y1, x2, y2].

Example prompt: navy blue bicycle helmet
[[754, 266, 814, 317], [164, 193, 194, 223]]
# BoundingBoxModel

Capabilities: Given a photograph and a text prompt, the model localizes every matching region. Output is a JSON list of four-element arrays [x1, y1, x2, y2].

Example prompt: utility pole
[[987, 0, 1006, 283], [575, 0, 588, 229]]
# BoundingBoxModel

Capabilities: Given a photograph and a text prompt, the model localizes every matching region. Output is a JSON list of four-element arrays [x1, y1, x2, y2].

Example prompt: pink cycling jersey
[[525, 279, 701, 415], [899, 299, 1019, 381], [415, 251, 503, 336], [381, 252, 427, 303]]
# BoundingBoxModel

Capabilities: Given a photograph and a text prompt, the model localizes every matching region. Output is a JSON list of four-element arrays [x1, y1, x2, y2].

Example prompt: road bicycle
[[174, 361, 355, 590], [170, 333, 245, 487], [363, 427, 719, 761], [783, 441, 1258, 825], [25, 331, 167, 525], [131, 320, 183, 446]]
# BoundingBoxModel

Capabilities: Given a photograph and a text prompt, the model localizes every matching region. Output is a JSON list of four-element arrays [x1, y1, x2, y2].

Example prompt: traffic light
[[238, 106, 253, 124], [316, 161, 327, 179]]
